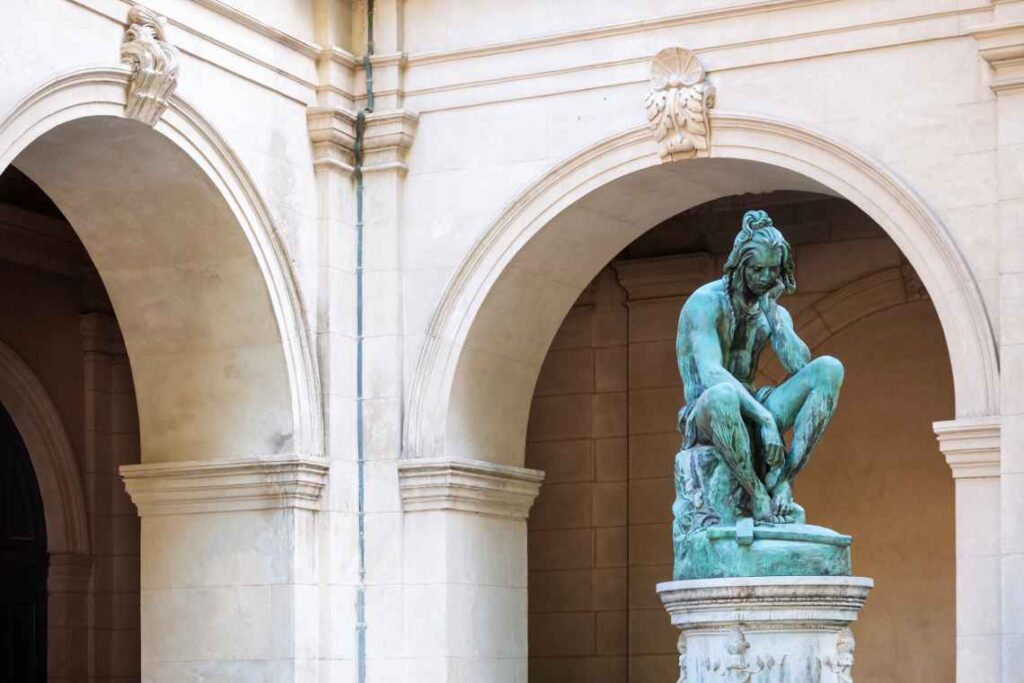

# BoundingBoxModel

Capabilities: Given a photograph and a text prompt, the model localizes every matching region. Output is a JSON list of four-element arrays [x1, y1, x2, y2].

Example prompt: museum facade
[[0, 0, 1020, 681]]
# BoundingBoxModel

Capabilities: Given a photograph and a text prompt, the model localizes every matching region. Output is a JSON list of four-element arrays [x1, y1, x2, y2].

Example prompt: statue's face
[[742, 245, 782, 297]]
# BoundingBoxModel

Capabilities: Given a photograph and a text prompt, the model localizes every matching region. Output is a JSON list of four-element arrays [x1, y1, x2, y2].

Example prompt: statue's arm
[[681, 298, 775, 427], [768, 305, 811, 375]]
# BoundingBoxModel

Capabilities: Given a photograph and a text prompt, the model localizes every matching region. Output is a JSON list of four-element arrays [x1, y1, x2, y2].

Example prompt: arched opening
[[406, 117, 994, 682], [524, 191, 954, 681], [0, 404, 47, 683], [407, 117, 996, 468], [0, 68, 321, 466], [13, 116, 296, 462], [0, 68, 322, 678]]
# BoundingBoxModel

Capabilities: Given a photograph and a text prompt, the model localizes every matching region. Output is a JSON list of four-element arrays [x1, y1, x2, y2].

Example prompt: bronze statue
[[672, 209, 849, 578]]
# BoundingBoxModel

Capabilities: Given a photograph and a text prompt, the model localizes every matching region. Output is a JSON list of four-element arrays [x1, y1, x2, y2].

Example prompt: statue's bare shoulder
[[679, 279, 728, 334]]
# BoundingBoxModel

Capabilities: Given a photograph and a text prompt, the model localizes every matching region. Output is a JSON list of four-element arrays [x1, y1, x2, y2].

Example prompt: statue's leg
[[762, 356, 844, 516], [693, 383, 774, 522]]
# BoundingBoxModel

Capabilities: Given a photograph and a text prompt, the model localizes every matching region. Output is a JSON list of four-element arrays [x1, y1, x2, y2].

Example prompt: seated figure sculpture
[[672, 209, 851, 579]]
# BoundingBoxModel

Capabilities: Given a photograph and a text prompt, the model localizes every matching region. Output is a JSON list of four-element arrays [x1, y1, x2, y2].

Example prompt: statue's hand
[[766, 281, 786, 302], [758, 417, 785, 468]]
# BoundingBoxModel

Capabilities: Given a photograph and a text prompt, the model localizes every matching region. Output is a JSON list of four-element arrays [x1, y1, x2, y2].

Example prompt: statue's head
[[722, 209, 796, 299]]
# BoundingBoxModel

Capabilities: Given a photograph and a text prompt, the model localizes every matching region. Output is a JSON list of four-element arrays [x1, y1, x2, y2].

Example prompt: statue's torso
[[726, 305, 771, 386], [677, 280, 774, 401]]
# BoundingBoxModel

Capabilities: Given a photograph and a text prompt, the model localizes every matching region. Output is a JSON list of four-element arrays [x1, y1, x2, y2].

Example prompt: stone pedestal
[[657, 576, 872, 682]]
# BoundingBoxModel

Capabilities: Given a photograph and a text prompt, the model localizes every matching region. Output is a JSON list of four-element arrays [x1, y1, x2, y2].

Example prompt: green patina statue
[[672, 209, 852, 579]]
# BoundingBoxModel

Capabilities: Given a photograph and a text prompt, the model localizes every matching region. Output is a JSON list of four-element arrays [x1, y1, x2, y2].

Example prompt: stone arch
[[0, 67, 322, 463], [407, 113, 998, 468], [0, 340, 88, 555]]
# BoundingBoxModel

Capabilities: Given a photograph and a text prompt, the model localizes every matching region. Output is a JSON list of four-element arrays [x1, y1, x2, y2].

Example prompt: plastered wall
[[526, 193, 955, 682]]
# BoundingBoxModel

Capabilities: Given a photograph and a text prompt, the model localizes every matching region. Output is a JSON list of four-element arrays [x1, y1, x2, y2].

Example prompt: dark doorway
[[0, 404, 47, 682]]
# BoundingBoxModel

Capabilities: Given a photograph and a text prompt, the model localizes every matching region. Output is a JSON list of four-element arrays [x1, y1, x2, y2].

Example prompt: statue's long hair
[[722, 209, 796, 296]]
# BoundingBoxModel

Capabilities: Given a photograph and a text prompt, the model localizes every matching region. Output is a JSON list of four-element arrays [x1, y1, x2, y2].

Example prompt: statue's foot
[[770, 482, 796, 524], [751, 490, 776, 524]]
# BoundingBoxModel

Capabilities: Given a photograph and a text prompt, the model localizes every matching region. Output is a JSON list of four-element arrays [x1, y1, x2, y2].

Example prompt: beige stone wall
[[527, 271, 629, 681], [527, 195, 955, 682]]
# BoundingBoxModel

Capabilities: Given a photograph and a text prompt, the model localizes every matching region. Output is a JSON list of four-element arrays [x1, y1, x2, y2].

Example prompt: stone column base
[[657, 576, 873, 682]]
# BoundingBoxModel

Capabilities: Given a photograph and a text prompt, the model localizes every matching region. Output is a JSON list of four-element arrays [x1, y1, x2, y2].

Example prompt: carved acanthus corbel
[[643, 47, 715, 162], [120, 5, 180, 126]]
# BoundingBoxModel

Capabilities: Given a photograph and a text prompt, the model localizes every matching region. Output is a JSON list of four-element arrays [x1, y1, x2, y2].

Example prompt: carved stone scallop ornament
[[120, 5, 180, 126], [643, 47, 716, 162]]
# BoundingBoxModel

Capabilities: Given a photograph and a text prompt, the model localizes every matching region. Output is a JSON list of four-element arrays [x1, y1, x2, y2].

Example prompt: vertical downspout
[[354, 2, 374, 683]]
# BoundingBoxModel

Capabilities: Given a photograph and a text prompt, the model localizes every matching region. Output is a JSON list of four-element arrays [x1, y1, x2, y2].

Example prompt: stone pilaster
[[355, 33, 419, 680], [80, 309, 140, 682], [46, 553, 92, 682], [307, 17, 361, 682], [120, 457, 328, 681], [399, 457, 543, 682], [935, 417, 1002, 683], [972, 12, 1024, 682]]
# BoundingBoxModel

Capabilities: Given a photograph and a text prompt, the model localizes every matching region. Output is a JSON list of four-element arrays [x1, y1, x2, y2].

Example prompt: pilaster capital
[[307, 105, 358, 174], [120, 455, 329, 515], [934, 417, 1001, 479], [363, 109, 419, 174], [613, 254, 715, 301], [970, 21, 1024, 93], [398, 457, 544, 519]]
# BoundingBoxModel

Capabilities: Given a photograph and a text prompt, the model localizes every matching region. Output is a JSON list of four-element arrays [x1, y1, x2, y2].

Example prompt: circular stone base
[[676, 521, 852, 580], [657, 576, 873, 683]]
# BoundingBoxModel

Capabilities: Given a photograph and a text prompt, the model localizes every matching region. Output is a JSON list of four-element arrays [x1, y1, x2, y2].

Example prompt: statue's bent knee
[[810, 355, 844, 389]]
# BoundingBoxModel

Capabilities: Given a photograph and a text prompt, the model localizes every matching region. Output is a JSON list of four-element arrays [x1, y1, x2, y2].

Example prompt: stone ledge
[[120, 456, 329, 516], [934, 417, 1000, 479], [397, 457, 544, 519], [657, 576, 874, 628]]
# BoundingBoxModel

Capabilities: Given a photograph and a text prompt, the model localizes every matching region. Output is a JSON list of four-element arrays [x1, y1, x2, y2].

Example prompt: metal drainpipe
[[354, 1, 374, 682]]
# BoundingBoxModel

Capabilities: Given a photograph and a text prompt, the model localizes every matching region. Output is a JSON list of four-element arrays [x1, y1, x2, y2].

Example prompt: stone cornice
[[613, 254, 715, 301], [971, 21, 1024, 93], [398, 458, 544, 519], [120, 456, 329, 516], [934, 417, 1001, 479]]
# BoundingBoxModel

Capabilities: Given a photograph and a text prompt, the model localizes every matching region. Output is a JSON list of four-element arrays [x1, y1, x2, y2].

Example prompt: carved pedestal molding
[[120, 456, 329, 515], [970, 21, 1024, 94], [934, 417, 1001, 478], [644, 47, 716, 162], [658, 576, 872, 682], [398, 457, 544, 519], [120, 5, 180, 126]]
